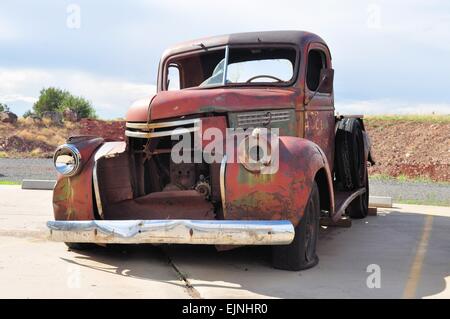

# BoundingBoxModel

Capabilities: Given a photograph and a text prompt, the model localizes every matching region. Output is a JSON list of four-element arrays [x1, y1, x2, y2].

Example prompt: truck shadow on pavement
[[59, 210, 450, 299]]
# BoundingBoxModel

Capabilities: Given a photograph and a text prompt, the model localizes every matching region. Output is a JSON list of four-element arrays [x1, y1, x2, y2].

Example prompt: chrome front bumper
[[47, 220, 294, 245]]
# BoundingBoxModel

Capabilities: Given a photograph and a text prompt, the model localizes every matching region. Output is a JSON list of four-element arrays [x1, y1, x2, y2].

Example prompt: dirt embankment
[[365, 118, 449, 182], [1, 117, 449, 182], [0, 118, 125, 158]]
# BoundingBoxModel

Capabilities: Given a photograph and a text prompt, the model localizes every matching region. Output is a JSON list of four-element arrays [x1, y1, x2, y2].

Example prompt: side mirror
[[305, 68, 334, 106], [318, 68, 334, 94]]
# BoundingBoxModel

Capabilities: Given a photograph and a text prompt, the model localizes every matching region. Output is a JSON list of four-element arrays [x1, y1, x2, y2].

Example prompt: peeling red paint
[[126, 88, 299, 122], [225, 137, 334, 226], [53, 137, 103, 221]]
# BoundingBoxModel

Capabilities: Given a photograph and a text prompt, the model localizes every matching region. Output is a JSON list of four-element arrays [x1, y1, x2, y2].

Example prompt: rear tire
[[335, 118, 369, 219], [272, 181, 320, 271], [347, 169, 369, 218], [335, 118, 366, 191]]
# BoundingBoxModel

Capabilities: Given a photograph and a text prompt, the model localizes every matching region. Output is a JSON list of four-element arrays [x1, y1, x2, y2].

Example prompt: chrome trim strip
[[220, 155, 227, 218], [125, 126, 199, 138], [237, 111, 291, 117], [239, 115, 290, 121], [126, 118, 200, 130], [92, 161, 103, 218], [92, 142, 127, 219], [239, 115, 290, 120], [47, 219, 295, 245], [238, 118, 290, 125]]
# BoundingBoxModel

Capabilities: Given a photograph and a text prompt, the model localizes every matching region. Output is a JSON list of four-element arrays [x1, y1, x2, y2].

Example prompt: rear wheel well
[[314, 168, 331, 214]]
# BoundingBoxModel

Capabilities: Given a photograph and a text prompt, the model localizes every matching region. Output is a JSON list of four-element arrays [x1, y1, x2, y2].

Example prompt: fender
[[53, 136, 104, 221], [224, 136, 334, 226]]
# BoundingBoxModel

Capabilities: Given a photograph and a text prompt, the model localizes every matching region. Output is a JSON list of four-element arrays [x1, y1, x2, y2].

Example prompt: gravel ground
[[369, 178, 450, 206], [0, 158, 56, 182], [1, 158, 449, 206]]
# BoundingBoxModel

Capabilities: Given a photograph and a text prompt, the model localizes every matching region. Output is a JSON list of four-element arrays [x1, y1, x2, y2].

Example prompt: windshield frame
[[161, 43, 300, 91]]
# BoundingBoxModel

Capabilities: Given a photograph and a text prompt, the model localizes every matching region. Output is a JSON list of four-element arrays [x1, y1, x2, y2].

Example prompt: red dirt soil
[[365, 120, 449, 182], [77, 119, 125, 141]]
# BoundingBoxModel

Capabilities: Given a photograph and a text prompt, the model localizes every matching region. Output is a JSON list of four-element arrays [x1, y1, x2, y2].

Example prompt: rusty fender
[[224, 136, 334, 227], [53, 137, 104, 221]]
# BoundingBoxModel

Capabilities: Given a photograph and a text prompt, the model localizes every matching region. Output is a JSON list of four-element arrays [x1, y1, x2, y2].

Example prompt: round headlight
[[53, 144, 82, 177], [237, 129, 272, 173]]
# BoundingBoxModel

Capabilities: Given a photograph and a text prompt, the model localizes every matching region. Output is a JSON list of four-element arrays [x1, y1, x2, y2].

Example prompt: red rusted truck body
[[48, 31, 373, 270]]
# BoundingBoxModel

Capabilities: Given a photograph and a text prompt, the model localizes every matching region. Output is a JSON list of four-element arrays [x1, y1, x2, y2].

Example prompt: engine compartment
[[95, 121, 223, 220]]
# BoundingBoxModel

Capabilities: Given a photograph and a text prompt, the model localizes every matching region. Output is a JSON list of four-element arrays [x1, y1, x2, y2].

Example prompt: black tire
[[65, 242, 96, 251], [347, 169, 369, 219], [272, 181, 320, 271], [335, 118, 366, 191]]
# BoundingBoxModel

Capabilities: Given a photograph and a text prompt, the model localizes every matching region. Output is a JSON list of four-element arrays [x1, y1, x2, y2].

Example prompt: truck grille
[[125, 118, 200, 139], [236, 110, 291, 127]]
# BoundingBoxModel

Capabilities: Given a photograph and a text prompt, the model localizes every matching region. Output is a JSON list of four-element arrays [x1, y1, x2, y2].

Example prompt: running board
[[330, 187, 366, 223]]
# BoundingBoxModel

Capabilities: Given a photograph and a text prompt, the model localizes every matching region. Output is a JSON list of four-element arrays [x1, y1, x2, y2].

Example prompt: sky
[[1, 0, 449, 119]]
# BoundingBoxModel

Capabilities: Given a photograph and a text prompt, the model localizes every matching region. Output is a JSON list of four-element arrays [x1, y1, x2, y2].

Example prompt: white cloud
[[0, 16, 18, 40], [0, 68, 156, 118], [0, 94, 37, 104]]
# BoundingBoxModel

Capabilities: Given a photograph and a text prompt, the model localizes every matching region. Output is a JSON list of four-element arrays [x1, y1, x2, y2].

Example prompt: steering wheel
[[246, 75, 284, 83]]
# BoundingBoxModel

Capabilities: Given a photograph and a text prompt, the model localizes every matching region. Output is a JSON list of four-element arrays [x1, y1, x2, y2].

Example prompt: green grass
[[0, 180, 21, 185], [365, 114, 450, 123], [370, 174, 450, 185]]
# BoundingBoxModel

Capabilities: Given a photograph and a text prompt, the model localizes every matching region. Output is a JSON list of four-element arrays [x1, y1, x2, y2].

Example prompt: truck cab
[[48, 31, 372, 271]]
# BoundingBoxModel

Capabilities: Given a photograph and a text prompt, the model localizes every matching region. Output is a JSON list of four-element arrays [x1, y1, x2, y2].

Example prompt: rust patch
[[104, 190, 215, 220], [52, 137, 103, 221], [225, 136, 334, 226]]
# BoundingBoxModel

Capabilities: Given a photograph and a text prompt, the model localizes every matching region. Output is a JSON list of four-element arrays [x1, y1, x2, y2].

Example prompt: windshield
[[165, 46, 297, 90]]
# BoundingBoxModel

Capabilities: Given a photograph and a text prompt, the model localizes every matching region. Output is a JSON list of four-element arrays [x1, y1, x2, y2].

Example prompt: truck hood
[[126, 88, 299, 122]]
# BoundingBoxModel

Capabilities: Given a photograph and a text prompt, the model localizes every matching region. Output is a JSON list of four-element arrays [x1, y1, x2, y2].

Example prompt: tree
[[0, 103, 10, 112], [60, 95, 96, 119], [33, 88, 69, 115], [32, 87, 96, 119]]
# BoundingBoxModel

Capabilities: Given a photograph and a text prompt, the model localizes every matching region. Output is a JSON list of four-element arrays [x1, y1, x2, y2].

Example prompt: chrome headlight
[[53, 144, 82, 177], [237, 128, 273, 173]]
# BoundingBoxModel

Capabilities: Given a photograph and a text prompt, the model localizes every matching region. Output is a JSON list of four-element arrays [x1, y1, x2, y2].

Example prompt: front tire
[[272, 181, 320, 271]]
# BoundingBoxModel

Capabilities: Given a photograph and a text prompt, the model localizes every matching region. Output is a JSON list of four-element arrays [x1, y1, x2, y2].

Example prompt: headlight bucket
[[53, 144, 82, 177], [237, 128, 273, 173]]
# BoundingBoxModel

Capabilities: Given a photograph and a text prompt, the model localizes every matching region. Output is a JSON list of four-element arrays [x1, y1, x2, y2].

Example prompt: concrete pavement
[[0, 185, 449, 299], [0, 186, 190, 298]]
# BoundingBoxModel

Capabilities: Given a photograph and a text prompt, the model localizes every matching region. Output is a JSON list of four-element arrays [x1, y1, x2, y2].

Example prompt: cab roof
[[160, 30, 328, 61]]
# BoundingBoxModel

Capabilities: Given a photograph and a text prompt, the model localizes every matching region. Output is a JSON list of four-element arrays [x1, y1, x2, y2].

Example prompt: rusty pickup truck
[[48, 31, 373, 270]]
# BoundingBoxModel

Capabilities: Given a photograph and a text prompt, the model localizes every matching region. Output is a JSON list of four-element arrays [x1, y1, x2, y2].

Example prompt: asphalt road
[[0, 158, 55, 182], [370, 179, 450, 206], [0, 185, 449, 298], [1, 158, 449, 205]]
